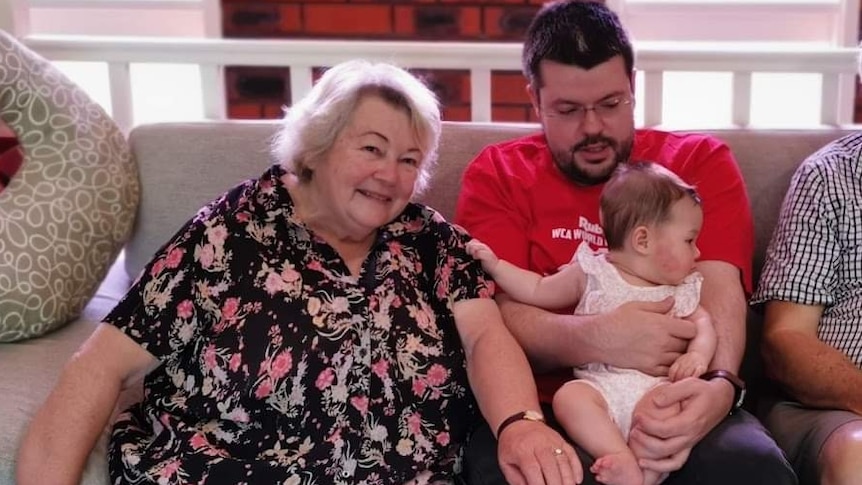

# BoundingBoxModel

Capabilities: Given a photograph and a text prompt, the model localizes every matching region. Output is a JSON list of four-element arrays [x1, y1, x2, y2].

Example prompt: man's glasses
[[543, 96, 634, 125]]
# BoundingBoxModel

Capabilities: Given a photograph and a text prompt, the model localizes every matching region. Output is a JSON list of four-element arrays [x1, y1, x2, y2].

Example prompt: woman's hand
[[497, 420, 583, 485]]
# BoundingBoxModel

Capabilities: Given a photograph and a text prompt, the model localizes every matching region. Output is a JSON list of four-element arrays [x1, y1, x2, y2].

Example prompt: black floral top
[[105, 164, 494, 485]]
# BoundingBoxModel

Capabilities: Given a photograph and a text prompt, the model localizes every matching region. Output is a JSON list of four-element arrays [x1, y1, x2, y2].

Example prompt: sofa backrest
[[127, 120, 856, 404], [127, 121, 855, 283]]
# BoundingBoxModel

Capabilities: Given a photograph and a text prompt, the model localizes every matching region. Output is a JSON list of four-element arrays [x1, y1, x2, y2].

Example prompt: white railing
[[18, 34, 861, 133]]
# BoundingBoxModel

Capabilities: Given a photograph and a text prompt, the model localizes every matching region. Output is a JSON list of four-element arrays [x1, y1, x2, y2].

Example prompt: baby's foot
[[590, 451, 643, 485]]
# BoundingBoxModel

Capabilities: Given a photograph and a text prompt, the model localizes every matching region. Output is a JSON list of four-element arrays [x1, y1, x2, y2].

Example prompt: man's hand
[[595, 298, 696, 376], [497, 421, 583, 485], [628, 377, 733, 473]]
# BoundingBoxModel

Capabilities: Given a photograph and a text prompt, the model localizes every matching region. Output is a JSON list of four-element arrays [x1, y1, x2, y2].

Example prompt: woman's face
[[312, 94, 425, 239]]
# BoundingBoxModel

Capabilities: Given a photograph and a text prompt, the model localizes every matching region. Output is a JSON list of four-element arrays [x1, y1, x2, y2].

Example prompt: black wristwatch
[[701, 369, 746, 414]]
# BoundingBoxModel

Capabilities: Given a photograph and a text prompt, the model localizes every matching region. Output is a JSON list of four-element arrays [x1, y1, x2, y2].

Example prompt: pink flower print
[[177, 300, 194, 319], [203, 344, 218, 370], [228, 353, 241, 372], [264, 271, 283, 295], [198, 244, 215, 268], [350, 395, 369, 415], [327, 428, 342, 444], [307, 260, 323, 272], [413, 306, 432, 329], [315, 368, 334, 390], [158, 459, 180, 479], [389, 241, 403, 256], [412, 378, 427, 397], [150, 259, 165, 277], [436, 432, 450, 446], [189, 433, 208, 450], [426, 364, 448, 387], [330, 296, 349, 314], [407, 413, 423, 434], [391, 295, 402, 308], [307, 297, 321, 316], [237, 211, 249, 223], [254, 378, 273, 398], [207, 224, 228, 245], [479, 282, 496, 299], [270, 352, 292, 379], [371, 359, 389, 379], [165, 247, 184, 269], [221, 298, 239, 319], [281, 266, 300, 282]]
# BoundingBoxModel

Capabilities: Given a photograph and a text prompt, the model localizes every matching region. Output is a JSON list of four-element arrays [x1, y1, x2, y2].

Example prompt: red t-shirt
[[454, 129, 754, 402]]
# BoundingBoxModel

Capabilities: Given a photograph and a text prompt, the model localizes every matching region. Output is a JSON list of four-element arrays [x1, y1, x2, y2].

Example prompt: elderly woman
[[17, 60, 581, 485]]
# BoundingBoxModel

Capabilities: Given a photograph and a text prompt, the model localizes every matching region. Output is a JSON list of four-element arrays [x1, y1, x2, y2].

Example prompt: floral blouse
[[104, 164, 494, 485]]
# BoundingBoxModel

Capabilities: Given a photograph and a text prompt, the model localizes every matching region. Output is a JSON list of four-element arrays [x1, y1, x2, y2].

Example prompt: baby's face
[[650, 197, 703, 285]]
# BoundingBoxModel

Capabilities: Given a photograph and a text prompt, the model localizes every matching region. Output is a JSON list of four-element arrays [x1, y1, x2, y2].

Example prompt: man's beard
[[552, 134, 634, 186]]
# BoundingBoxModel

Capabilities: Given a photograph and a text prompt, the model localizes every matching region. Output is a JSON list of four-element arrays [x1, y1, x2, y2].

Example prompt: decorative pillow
[[0, 30, 140, 342], [0, 121, 24, 192]]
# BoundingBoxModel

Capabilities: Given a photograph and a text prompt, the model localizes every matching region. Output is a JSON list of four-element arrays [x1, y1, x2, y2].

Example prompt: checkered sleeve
[[752, 161, 838, 306]]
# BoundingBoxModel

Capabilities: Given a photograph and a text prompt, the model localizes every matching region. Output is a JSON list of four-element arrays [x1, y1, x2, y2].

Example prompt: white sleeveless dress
[[570, 242, 702, 440]]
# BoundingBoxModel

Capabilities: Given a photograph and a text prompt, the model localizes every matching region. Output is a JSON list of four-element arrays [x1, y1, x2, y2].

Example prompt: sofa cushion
[[0, 30, 140, 342], [0, 121, 23, 192]]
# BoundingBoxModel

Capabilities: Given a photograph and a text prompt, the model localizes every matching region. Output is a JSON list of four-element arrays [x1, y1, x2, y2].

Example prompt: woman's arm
[[452, 298, 582, 485], [16, 324, 158, 485]]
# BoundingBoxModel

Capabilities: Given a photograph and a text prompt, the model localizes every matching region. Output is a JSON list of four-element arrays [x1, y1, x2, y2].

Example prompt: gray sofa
[[0, 120, 857, 484]]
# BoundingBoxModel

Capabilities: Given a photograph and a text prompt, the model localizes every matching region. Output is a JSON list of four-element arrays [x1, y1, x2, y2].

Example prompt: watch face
[[736, 388, 747, 408], [524, 410, 544, 421]]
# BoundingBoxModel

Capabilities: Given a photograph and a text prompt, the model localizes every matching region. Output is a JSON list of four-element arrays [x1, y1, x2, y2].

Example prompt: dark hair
[[522, 0, 634, 89], [600, 161, 701, 250]]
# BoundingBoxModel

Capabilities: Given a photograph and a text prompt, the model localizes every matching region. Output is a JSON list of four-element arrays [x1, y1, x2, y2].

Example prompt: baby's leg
[[553, 380, 643, 485], [629, 383, 682, 485]]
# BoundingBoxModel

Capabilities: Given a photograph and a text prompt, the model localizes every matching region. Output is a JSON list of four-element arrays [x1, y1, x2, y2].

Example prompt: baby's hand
[[668, 352, 708, 381], [465, 239, 499, 270]]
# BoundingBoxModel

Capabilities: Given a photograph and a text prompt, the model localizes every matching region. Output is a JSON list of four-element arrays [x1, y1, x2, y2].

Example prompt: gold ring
[[553, 448, 563, 456]]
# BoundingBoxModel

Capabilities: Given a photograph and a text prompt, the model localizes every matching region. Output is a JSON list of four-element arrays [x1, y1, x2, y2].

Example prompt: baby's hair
[[600, 161, 701, 250]]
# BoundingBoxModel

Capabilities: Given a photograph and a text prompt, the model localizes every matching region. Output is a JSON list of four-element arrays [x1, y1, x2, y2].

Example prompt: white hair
[[270, 60, 441, 196]]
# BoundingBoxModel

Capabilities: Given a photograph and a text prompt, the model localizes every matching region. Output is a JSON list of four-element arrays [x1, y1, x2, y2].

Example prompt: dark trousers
[[463, 404, 797, 485]]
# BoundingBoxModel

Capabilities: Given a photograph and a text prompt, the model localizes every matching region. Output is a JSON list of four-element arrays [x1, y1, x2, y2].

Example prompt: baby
[[467, 161, 715, 485]]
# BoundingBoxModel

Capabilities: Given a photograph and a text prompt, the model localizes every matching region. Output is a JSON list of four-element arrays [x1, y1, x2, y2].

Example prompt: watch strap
[[496, 410, 545, 438], [700, 369, 746, 414]]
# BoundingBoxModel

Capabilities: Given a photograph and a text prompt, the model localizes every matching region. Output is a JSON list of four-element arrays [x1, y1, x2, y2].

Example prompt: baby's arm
[[465, 239, 585, 309], [668, 304, 717, 381]]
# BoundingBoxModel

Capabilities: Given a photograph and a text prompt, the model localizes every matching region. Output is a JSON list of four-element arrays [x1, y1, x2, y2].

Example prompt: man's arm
[[763, 300, 862, 414], [497, 295, 694, 375], [698, 261, 747, 373]]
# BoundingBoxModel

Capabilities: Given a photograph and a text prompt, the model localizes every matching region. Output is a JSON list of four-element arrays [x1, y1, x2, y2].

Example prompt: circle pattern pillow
[[0, 31, 140, 342]]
